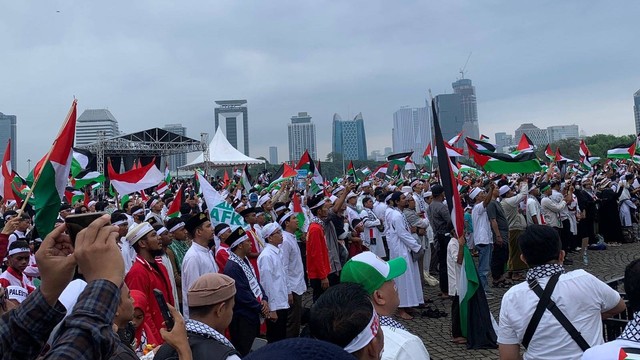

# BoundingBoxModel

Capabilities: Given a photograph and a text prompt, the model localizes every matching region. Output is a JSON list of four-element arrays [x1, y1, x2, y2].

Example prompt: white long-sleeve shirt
[[280, 231, 307, 296], [181, 242, 218, 318], [257, 243, 289, 311]]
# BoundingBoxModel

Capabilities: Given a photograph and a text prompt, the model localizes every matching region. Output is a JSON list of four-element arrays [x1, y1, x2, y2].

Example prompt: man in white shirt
[[278, 211, 307, 338], [340, 252, 430, 360], [525, 186, 543, 225], [258, 222, 289, 343], [583, 258, 640, 359], [359, 196, 386, 258], [181, 212, 218, 318], [470, 186, 493, 296], [498, 225, 626, 360]]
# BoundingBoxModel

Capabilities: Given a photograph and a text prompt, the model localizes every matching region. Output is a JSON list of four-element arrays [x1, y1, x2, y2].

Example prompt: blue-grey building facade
[[0, 112, 17, 170], [332, 113, 368, 161]]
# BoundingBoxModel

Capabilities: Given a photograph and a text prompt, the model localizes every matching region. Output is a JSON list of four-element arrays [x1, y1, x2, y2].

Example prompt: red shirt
[[246, 227, 263, 280], [215, 243, 230, 272], [125, 255, 175, 344], [306, 222, 331, 280], [0, 267, 35, 294]]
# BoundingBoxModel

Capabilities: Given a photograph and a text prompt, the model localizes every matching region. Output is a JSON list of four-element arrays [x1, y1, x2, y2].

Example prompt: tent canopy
[[181, 126, 265, 169]]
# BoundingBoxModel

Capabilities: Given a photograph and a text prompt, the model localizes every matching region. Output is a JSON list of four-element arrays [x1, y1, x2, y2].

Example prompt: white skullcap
[[346, 191, 358, 200], [332, 186, 345, 195], [361, 181, 371, 187], [469, 187, 482, 200], [424, 191, 432, 197], [499, 185, 511, 196], [401, 186, 412, 193], [257, 194, 271, 207], [261, 222, 282, 240], [126, 222, 155, 245]]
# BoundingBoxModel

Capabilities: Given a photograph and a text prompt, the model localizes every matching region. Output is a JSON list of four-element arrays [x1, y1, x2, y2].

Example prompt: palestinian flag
[[387, 151, 413, 167], [480, 134, 490, 141], [433, 143, 464, 157], [459, 164, 483, 176], [466, 138, 542, 174], [166, 184, 183, 219], [107, 158, 164, 195], [241, 164, 253, 193], [28, 100, 77, 238], [448, 131, 464, 146], [71, 170, 105, 189], [71, 148, 94, 178], [423, 143, 432, 169], [432, 98, 496, 349], [296, 150, 323, 193], [579, 140, 592, 170], [156, 162, 172, 194], [267, 163, 297, 190], [222, 170, 230, 189], [361, 167, 371, 176], [65, 187, 84, 205], [466, 138, 496, 154], [292, 192, 307, 233], [514, 134, 534, 154], [555, 148, 571, 162], [11, 174, 30, 208], [196, 170, 247, 227], [607, 141, 636, 159], [619, 347, 640, 359], [346, 161, 360, 183], [544, 144, 555, 161], [372, 163, 388, 179], [0, 139, 14, 202]]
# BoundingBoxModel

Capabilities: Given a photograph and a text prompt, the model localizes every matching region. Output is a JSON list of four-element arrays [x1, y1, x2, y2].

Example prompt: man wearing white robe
[[385, 192, 424, 320], [181, 213, 218, 318]]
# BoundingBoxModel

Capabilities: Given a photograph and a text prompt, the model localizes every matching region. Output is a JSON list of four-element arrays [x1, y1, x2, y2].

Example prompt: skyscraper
[[75, 109, 120, 146], [452, 78, 480, 140], [547, 125, 579, 143], [514, 123, 548, 147], [269, 146, 278, 164], [634, 89, 640, 135], [495, 132, 514, 152], [332, 113, 368, 161], [0, 112, 17, 170], [287, 112, 317, 162], [392, 106, 431, 164], [214, 100, 249, 155], [163, 123, 187, 172], [434, 93, 465, 145]]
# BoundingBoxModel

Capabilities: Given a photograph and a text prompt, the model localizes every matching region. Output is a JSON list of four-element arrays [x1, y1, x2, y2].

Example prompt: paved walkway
[[398, 242, 640, 360]]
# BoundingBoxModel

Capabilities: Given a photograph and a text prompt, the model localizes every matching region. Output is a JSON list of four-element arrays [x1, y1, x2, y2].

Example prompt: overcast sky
[[2, 1, 639, 174]]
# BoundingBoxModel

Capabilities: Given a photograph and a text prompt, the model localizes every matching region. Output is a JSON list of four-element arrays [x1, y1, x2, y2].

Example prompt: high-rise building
[[547, 125, 579, 143], [163, 124, 187, 172], [332, 113, 368, 161], [514, 123, 548, 147], [75, 109, 120, 146], [392, 106, 431, 164], [495, 132, 514, 152], [434, 93, 465, 145], [269, 146, 278, 164], [0, 112, 17, 170], [214, 100, 249, 155], [452, 78, 480, 141], [634, 89, 640, 135], [287, 112, 317, 162]]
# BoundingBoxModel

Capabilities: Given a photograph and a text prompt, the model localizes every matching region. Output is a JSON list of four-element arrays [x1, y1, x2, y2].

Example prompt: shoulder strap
[[523, 273, 590, 351], [522, 273, 560, 349]]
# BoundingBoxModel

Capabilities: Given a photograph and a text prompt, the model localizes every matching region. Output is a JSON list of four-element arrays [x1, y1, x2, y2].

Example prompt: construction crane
[[459, 52, 472, 79]]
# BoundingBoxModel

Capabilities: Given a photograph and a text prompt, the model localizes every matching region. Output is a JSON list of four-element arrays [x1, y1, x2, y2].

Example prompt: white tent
[[180, 126, 265, 169]]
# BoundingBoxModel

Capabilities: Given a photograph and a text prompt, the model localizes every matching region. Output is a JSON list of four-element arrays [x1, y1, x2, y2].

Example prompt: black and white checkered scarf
[[525, 263, 565, 282], [185, 319, 235, 349], [619, 312, 640, 343]]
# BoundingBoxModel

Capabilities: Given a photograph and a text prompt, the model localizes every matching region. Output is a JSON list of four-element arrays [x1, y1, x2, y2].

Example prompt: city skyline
[[288, 112, 317, 162], [2, 2, 639, 174], [0, 113, 17, 170]]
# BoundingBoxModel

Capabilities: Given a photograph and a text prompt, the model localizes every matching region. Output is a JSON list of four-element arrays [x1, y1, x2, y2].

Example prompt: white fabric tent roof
[[181, 126, 265, 169]]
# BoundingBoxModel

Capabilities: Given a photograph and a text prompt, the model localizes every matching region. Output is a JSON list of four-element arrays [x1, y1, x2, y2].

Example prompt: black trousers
[[560, 219, 572, 252], [437, 234, 449, 294], [286, 293, 303, 338], [310, 272, 340, 302], [451, 295, 462, 338], [266, 308, 289, 343], [228, 315, 259, 357], [491, 242, 508, 281]]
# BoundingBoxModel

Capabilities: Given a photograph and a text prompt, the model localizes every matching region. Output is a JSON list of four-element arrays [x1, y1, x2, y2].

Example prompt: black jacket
[[154, 332, 240, 360]]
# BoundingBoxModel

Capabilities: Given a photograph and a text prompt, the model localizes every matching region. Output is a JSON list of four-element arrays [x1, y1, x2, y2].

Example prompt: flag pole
[[18, 100, 77, 215]]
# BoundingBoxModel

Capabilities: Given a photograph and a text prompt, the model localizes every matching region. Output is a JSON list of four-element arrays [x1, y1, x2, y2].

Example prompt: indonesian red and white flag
[[0, 140, 14, 202], [108, 159, 164, 195]]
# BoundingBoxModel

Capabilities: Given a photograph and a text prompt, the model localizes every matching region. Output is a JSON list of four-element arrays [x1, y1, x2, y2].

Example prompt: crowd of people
[[0, 158, 639, 359]]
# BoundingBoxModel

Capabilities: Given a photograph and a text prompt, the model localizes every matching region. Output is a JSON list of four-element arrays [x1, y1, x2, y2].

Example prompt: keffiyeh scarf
[[185, 319, 235, 349], [619, 312, 640, 343], [525, 263, 565, 282]]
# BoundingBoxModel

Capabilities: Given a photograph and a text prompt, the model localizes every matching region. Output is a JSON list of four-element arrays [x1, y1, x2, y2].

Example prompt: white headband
[[126, 222, 154, 245], [149, 199, 159, 208], [275, 205, 287, 212], [132, 208, 144, 215], [216, 227, 231, 237], [169, 222, 186, 233], [343, 311, 380, 353], [309, 199, 326, 210], [112, 220, 127, 226], [8, 248, 30, 256], [156, 227, 168, 236], [6, 285, 28, 303], [278, 211, 294, 226], [229, 235, 249, 249]]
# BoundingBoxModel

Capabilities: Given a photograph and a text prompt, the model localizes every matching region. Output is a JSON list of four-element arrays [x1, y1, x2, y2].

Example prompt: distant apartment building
[[547, 125, 580, 143], [163, 124, 187, 172], [434, 93, 465, 145], [75, 109, 120, 146], [0, 112, 17, 170], [214, 100, 249, 155], [269, 146, 278, 164], [332, 113, 368, 161], [452, 78, 480, 141], [495, 132, 514, 152], [392, 106, 431, 164], [514, 123, 548, 147], [634, 89, 640, 135], [287, 112, 317, 162]]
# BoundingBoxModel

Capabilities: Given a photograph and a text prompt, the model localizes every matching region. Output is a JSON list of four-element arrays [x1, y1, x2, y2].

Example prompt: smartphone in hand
[[153, 289, 174, 331], [65, 212, 107, 245]]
